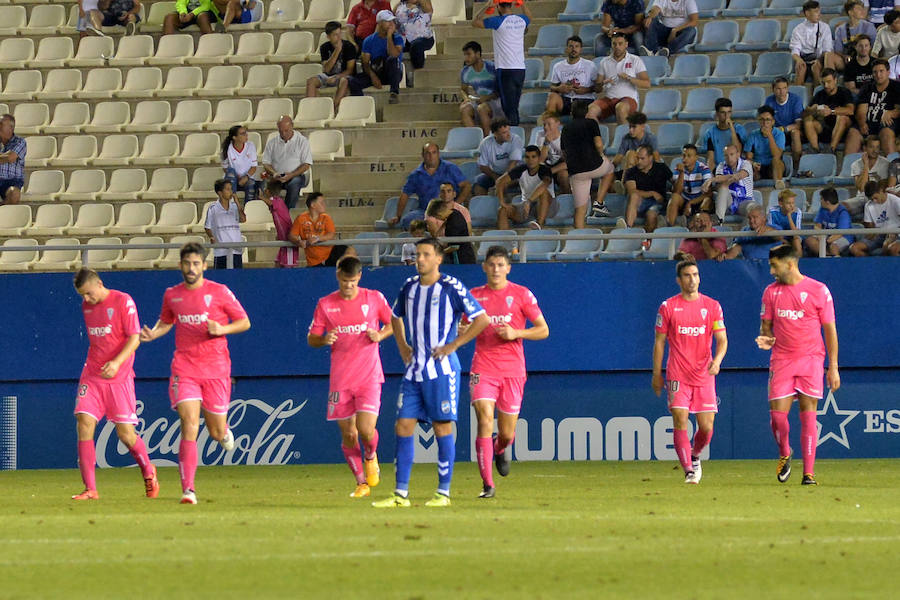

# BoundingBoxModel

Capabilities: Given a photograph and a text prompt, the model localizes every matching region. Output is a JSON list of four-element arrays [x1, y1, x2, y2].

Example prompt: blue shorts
[[397, 372, 460, 423], [0, 178, 23, 200], [638, 197, 663, 217]]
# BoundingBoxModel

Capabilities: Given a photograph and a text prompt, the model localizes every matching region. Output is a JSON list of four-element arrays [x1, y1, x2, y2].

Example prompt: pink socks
[[179, 439, 198, 493], [673, 429, 692, 473], [692, 428, 713, 458], [476, 437, 494, 488], [770, 410, 791, 457], [342, 444, 366, 485], [129, 436, 154, 479], [362, 430, 379, 461], [77, 440, 96, 491], [800, 411, 818, 476]]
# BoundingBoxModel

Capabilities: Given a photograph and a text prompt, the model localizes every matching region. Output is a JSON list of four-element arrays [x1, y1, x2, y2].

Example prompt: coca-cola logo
[[96, 397, 308, 468]]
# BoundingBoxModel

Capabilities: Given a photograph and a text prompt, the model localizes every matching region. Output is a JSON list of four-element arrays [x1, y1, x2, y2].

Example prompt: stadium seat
[[642, 89, 681, 120], [458, 161, 481, 183], [37, 69, 82, 101], [23, 169, 65, 202], [756, 155, 793, 187], [518, 92, 549, 124], [0, 238, 38, 271], [239, 64, 283, 96], [107, 203, 156, 235], [470, 196, 500, 227], [0, 205, 32, 236], [149, 201, 198, 234], [240, 200, 276, 233], [251, 97, 293, 128], [610, 124, 629, 153], [157, 66, 202, 98], [231, 32, 276, 65], [0, 39, 35, 69], [52, 135, 98, 167], [13, 103, 51, 135], [596, 227, 644, 260], [766, 188, 807, 212], [539, 58, 565, 88], [0, 5, 26, 36], [305, 0, 343, 25], [125, 100, 172, 133], [663, 55, 710, 85], [442, 127, 485, 159], [183, 167, 222, 200], [197, 65, 243, 97], [261, 0, 304, 29], [696, 0, 725, 18], [586, 194, 626, 226], [707, 53, 752, 85], [729, 86, 767, 119], [309, 129, 345, 161], [28, 37, 74, 69], [694, 20, 739, 52], [43, 102, 90, 134], [113, 236, 165, 269], [763, 0, 802, 16], [270, 31, 315, 62], [3, 70, 42, 102], [24, 5, 66, 35], [476, 230, 517, 261], [789, 85, 809, 106], [578, 24, 605, 55], [521, 229, 560, 262], [642, 226, 690, 259], [117, 66, 163, 98], [833, 153, 861, 186], [31, 238, 80, 271], [76, 68, 122, 99], [98, 168, 148, 201], [82, 100, 130, 134], [656, 123, 695, 154], [793, 154, 837, 186], [173, 132, 220, 165], [328, 96, 376, 127], [294, 97, 334, 128], [133, 133, 179, 166], [678, 87, 722, 120], [206, 98, 254, 132], [528, 24, 574, 56], [66, 203, 115, 235], [523, 58, 545, 87], [147, 34, 194, 66], [431, 0, 466, 24], [228, 0, 265, 31], [552, 234, 605, 261], [383, 232, 413, 264], [545, 194, 575, 227], [352, 232, 390, 264], [281, 63, 323, 95], [557, 0, 601, 21], [640, 55, 672, 85], [83, 237, 123, 270], [818, 0, 844, 14], [158, 235, 206, 268], [777, 19, 805, 50], [187, 33, 233, 65], [142, 168, 189, 200], [734, 19, 780, 52], [68, 35, 114, 68], [721, 0, 765, 17], [28, 204, 73, 236], [108, 35, 154, 67], [23, 136, 56, 168]]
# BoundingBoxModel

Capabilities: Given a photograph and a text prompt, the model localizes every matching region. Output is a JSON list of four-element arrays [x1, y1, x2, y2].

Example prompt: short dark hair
[[844, 0, 862, 15], [409, 219, 427, 234], [873, 58, 890, 70], [336, 255, 362, 275], [180, 241, 207, 260], [772, 76, 789, 88], [306, 192, 324, 209], [714, 98, 733, 112], [821, 67, 837, 80], [819, 187, 839, 205], [855, 34, 872, 47], [637, 143, 654, 156], [73, 267, 99, 289], [484, 245, 511, 263], [571, 100, 590, 119], [676, 257, 697, 277], [490, 117, 510, 133], [682, 143, 698, 153], [265, 178, 284, 195], [524, 144, 541, 155], [566, 35, 583, 46], [415, 236, 444, 254], [864, 179, 882, 198], [757, 105, 775, 117], [214, 178, 231, 194], [325, 21, 342, 35], [462, 41, 482, 54], [769, 244, 799, 261], [802, 0, 820, 11], [627, 112, 648, 126], [865, 134, 880, 146], [885, 9, 900, 25]]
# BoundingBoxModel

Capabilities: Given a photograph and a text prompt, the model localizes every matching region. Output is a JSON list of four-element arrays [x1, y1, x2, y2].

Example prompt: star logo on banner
[[816, 391, 859, 450]]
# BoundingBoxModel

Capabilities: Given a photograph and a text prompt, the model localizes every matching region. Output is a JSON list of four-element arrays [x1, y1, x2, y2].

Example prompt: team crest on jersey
[[441, 400, 450, 414], [361, 304, 369, 317], [800, 292, 808, 303], [204, 294, 213, 307], [700, 308, 707, 319], [506, 296, 513, 308], [656, 313, 663, 327], [107, 308, 114, 319]]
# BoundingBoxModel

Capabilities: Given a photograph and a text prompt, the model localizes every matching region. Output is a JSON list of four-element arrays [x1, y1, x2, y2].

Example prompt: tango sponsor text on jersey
[[655, 294, 725, 386], [82, 290, 140, 384], [761, 276, 835, 362], [470, 282, 543, 379]]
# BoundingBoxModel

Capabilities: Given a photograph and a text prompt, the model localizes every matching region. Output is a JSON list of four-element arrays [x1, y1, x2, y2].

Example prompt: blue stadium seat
[[510, 126, 526, 144], [747, 52, 793, 83], [546, 194, 575, 227], [552, 234, 605, 261], [441, 127, 484, 159], [756, 155, 793, 187], [833, 153, 860, 186], [695, 122, 715, 146], [578, 23, 606, 56], [642, 89, 681, 120], [678, 87, 723, 120], [528, 126, 544, 146], [639, 55, 672, 85], [353, 232, 389, 264], [611, 124, 629, 153], [694, 21, 739, 52], [721, 0, 765, 17], [586, 194, 626, 226], [521, 228, 560, 262], [776, 18, 804, 50], [734, 19, 780, 51], [524, 58, 545, 87], [458, 161, 480, 183], [763, 0, 802, 16], [558, 0, 601, 21], [707, 53, 752, 85], [802, 194, 822, 223], [829, 16, 848, 29], [541, 57, 565, 88], [696, 0, 726, 18], [767, 188, 807, 211], [729, 86, 766, 119], [789, 85, 809, 106], [663, 54, 710, 85], [518, 92, 549, 124], [595, 227, 644, 260], [375, 196, 416, 229], [383, 233, 413, 264], [469, 195, 500, 227], [793, 154, 837, 186], [476, 230, 517, 260], [642, 226, 688, 259], [656, 123, 694, 154], [528, 24, 574, 56]]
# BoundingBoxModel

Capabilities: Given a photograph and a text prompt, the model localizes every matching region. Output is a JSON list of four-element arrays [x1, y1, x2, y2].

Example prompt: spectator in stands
[[221, 125, 260, 204], [473, 117, 525, 195], [460, 41, 503, 136], [667, 143, 711, 227], [887, 153, 900, 190], [624, 144, 671, 232], [844, 35, 875, 95], [347, 0, 392, 47], [698, 98, 747, 168], [472, 0, 533, 126], [392, 143, 471, 228], [852, 134, 891, 195], [874, 9, 900, 57], [289, 192, 351, 267], [845, 59, 900, 154], [849, 180, 900, 255], [0, 114, 25, 206], [724, 204, 782, 260], [425, 183, 471, 237], [640, 0, 699, 57], [546, 36, 598, 116], [805, 187, 854, 256], [744, 105, 787, 190], [596, 0, 645, 56], [306, 21, 357, 111], [78, 0, 105, 36], [588, 33, 649, 125], [766, 77, 805, 165], [791, 1, 832, 86], [261, 116, 313, 210], [424, 199, 475, 264], [612, 111, 659, 177], [259, 179, 300, 268], [767, 189, 803, 255], [98, 0, 142, 35], [702, 144, 755, 223], [401, 220, 427, 264], [496, 145, 558, 230], [804, 68, 854, 152], [349, 11, 404, 105], [535, 112, 570, 194], [562, 102, 616, 226], [205, 179, 246, 270], [212, 0, 256, 30], [163, 0, 218, 35], [394, 0, 435, 87], [826, 1, 876, 73], [868, 0, 899, 26], [677, 212, 727, 261]]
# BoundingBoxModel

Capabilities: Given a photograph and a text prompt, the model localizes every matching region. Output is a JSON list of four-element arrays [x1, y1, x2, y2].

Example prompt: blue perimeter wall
[[1, 259, 898, 469]]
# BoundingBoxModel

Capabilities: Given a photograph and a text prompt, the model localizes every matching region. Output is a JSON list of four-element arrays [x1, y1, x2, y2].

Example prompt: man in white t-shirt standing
[[205, 179, 247, 270], [473, 1, 533, 126], [261, 116, 313, 210], [641, 0, 699, 57], [546, 36, 597, 116], [588, 33, 649, 124]]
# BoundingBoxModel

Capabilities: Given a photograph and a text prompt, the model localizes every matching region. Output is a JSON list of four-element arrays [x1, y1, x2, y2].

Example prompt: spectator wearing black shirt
[[843, 35, 874, 96], [624, 144, 671, 233], [496, 145, 558, 230], [306, 21, 358, 111], [560, 101, 615, 228], [802, 68, 854, 152], [425, 199, 475, 264], [845, 59, 900, 154]]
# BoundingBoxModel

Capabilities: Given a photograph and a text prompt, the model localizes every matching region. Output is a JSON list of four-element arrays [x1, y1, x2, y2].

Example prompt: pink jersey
[[159, 279, 248, 379], [470, 282, 543, 378], [655, 293, 725, 386], [81, 289, 140, 384], [761, 276, 835, 363], [308, 287, 393, 391]]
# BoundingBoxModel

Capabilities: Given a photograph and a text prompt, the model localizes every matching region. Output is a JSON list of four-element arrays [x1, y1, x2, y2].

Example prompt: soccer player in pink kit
[[72, 268, 159, 500], [652, 259, 728, 484], [756, 244, 840, 486], [139, 242, 250, 504], [468, 246, 549, 498], [308, 256, 394, 498]]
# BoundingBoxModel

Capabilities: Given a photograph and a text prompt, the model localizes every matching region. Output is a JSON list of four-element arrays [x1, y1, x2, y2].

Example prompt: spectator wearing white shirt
[[701, 144, 756, 223], [473, 118, 525, 195], [394, 0, 435, 86], [261, 115, 313, 209], [588, 33, 649, 124], [791, 1, 833, 86], [851, 135, 891, 211], [205, 179, 247, 269], [874, 9, 900, 57], [221, 125, 260, 203], [534, 111, 570, 193], [641, 0, 698, 57], [546, 36, 598, 116], [850, 179, 900, 255]]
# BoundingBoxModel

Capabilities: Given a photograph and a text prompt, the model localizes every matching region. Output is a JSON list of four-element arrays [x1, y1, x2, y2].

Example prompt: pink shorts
[[667, 379, 718, 413], [327, 384, 382, 421], [768, 357, 825, 401], [470, 373, 526, 415], [168, 375, 231, 415], [74, 375, 138, 425]]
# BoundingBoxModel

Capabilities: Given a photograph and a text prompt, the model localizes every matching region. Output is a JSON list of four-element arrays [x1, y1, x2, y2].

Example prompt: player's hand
[[495, 324, 518, 341], [207, 319, 226, 336], [398, 341, 413, 365], [755, 335, 776, 350], [139, 325, 155, 342], [365, 328, 381, 343], [707, 360, 721, 376], [179, 12, 192, 24], [100, 360, 121, 379], [827, 366, 841, 392], [651, 373, 664, 397], [457, 321, 470, 336], [431, 343, 456, 360]]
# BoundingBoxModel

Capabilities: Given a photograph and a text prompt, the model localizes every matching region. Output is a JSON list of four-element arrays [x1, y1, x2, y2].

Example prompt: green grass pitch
[[1, 460, 898, 599]]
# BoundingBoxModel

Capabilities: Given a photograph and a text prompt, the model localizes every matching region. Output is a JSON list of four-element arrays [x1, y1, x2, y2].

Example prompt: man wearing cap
[[349, 9, 405, 104]]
